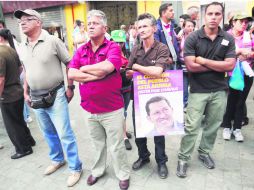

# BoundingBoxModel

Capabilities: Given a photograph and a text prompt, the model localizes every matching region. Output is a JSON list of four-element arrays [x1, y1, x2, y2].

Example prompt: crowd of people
[[0, 1, 254, 190]]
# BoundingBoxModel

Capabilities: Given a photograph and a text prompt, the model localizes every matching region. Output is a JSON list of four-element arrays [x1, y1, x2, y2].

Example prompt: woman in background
[[222, 14, 254, 142], [178, 19, 195, 109]]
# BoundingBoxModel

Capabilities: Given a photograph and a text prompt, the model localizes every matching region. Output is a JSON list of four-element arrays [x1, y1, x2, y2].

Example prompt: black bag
[[30, 91, 57, 109], [30, 82, 63, 109]]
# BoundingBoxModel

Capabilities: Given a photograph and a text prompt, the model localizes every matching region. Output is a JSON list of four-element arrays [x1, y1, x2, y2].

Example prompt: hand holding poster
[[133, 70, 184, 138]]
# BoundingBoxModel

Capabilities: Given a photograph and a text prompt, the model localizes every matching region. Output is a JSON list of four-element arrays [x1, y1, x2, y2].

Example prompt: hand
[[65, 88, 74, 103], [238, 54, 248, 62], [120, 67, 125, 73], [177, 34, 183, 41], [240, 49, 251, 56], [126, 70, 134, 80], [167, 57, 173, 65], [196, 56, 206, 65], [80, 66, 87, 72], [24, 93, 31, 107], [132, 64, 140, 71]]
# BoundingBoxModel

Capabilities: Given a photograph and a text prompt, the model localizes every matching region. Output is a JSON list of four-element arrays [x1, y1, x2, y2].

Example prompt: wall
[[137, 1, 161, 18], [246, 0, 254, 16], [64, 2, 88, 55]]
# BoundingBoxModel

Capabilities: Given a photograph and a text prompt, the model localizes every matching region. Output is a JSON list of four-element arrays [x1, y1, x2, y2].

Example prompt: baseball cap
[[14, 9, 42, 21], [233, 13, 252, 21], [111, 30, 126, 43]]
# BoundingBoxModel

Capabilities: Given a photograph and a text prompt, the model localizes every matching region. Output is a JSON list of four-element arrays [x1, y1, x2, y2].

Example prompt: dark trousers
[[222, 75, 253, 130], [132, 102, 168, 165], [1, 98, 35, 153], [183, 72, 189, 107]]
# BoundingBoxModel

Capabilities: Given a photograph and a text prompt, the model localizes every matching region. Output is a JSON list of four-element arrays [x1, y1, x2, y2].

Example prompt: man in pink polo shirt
[[68, 10, 130, 190]]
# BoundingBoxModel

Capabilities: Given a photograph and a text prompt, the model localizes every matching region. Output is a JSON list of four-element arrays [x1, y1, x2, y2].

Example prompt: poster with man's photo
[[133, 70, 184, 138]]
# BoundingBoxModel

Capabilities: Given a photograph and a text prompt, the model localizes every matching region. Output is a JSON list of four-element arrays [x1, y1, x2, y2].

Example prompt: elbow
[[153, 73, 162, 78], [151, 70, 163, 78], [96, 70, 107, 78], [186, 65, 194, 72], [224, 62, 236, 72], [98, 67, 115, 78], [228, 63, 235, 71]]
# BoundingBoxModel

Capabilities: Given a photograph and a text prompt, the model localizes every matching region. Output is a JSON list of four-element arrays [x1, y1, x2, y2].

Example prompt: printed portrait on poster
[[133, 70, 184, 138]]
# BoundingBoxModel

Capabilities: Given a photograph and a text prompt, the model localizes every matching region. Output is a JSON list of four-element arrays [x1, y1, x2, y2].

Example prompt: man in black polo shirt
[[126, 13, 171, 179], [176, 2, 236, 178]]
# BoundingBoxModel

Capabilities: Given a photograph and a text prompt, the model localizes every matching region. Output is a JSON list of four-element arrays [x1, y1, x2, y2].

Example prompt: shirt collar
[[25, 29, 47, 45], [138, 40, 158, 50], [161, 19, 171, 28], [81, 37, 108, 56], [198, 25, 224, 39]]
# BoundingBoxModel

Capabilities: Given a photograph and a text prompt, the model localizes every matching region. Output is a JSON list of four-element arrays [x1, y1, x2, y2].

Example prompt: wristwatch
[[67, 85, 75, 90]]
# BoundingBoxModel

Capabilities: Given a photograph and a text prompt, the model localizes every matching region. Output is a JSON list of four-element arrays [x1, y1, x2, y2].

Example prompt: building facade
[[1, 1, 253, 55]]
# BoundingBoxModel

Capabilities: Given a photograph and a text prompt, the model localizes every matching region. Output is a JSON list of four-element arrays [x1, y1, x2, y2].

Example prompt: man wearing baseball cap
[[14, 9, 82, 187], [14, 9, 42, 21]]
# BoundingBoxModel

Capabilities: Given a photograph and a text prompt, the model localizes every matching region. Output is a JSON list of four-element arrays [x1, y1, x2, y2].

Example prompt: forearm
[[202, 58, 234, 72], [133, 64, 163, 77], [68, 68, 103, 83], [0, 77, 5, 97], [66, 68, 74, 86], [23, 74, 29, 95], [186, 62, 211, 73], [80, 61, 114, 77]]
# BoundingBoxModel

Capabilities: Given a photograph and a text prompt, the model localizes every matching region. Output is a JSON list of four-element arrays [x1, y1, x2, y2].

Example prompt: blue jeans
[[23, 101, 30, 121], [33, 87, 82, 172], [122, 91, 131, 118]]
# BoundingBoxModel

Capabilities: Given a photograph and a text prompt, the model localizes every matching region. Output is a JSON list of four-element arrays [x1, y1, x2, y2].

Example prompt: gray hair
[[87, 9, 107, 26], [187, 6, 199, 16]]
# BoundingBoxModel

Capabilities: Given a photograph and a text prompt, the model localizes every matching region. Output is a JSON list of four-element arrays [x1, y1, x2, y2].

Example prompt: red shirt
[[69, 39, 124, 113]]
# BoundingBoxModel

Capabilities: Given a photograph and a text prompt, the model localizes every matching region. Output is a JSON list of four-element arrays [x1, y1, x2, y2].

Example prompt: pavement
[[0, 85, 254, 190]]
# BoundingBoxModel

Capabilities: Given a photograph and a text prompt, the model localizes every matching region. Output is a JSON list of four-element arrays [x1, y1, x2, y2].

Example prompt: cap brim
[[234, 16, 253, 21], [241, 17, 253, 21], [14, 10, 27, 19], [112, 38, 125, 43], [247, 17, 253, 21]]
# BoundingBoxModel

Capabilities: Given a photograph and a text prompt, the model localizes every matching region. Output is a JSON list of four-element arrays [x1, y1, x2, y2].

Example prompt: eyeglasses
[[18, 18, 38, 24]]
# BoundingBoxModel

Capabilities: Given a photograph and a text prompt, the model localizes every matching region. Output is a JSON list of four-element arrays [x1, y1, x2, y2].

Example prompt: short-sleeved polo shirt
[[21, 30, 71, 91], [68, 38, 124, 114], [184, 26, 236, 93], [128, 40, 170, 70]]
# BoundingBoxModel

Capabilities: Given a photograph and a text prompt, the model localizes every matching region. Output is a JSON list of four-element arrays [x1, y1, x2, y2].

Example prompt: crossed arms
[[68, 60, 115, 83], [185, 56, 236, 73]]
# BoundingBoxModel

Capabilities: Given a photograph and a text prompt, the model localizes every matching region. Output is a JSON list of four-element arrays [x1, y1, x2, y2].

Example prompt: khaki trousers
[[178, 91, 227, 161], [86, 108, 130, 180]]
